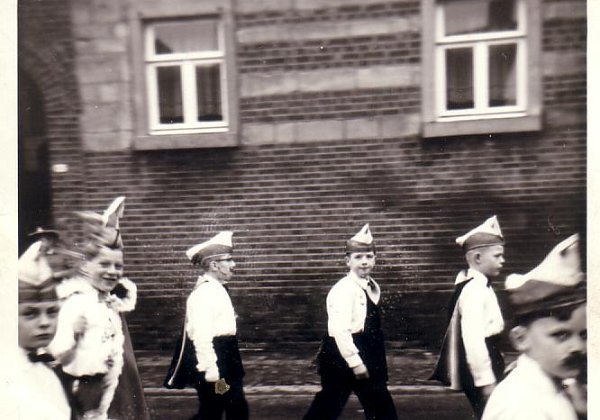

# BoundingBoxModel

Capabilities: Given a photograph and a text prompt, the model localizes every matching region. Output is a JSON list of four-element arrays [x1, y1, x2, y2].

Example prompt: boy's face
[[346, 251, 376, 279], [83, 247, 124, 292], [475, 245, 505, 277], [208, 255, 236, 281], [18, 301, 60, 351], [515, 304, 586, 380]]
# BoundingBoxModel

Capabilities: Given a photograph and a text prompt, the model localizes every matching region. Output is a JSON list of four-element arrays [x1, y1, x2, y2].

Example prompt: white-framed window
[[422, 0, 541, 138], [144, 18, 229, 135]]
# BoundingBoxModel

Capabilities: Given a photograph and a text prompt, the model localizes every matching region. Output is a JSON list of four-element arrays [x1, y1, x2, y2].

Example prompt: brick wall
[[19, 0, 587, 353], [18, 0, 84, 240]]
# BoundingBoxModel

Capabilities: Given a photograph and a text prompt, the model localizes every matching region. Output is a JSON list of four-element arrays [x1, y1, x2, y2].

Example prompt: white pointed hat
[[77, 196, 126, 248], [18, 241, 59, 303], [186, 231, 234, 264], [456, 215, 504, 251], [346, 223, 375, 253], [505, 234, 585, 315]]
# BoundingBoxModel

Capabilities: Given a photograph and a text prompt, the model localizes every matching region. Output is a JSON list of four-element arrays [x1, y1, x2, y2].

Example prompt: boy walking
[[483, 234, 586, 420], [303, 224, 397, 420], [431, 216, 506, 419]]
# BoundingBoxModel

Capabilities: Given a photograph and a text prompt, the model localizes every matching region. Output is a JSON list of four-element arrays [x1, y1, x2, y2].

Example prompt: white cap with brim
[[346, 223, 375, 253], [456, 215, 504, 251], [505, 234, 585, 315], [186, 231, 234, 264]]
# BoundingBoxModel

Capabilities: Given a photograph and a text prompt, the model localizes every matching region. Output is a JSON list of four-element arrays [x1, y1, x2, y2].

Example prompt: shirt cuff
[[345, 354, 363, 369], [472, 369, 497, 387]]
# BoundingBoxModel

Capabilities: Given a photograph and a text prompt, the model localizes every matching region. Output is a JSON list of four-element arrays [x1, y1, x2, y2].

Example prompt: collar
[[517, 354, 565, 394], [348, 271, 372, 290], [455, 268, 489, 286], [195, 273, 222, 288]]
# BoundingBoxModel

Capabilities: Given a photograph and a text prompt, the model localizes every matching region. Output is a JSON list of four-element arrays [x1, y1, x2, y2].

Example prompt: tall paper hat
[[346, 223, 375, 253], [18, 241, 59, 303], [456, 215, 504, 252], [186, 231, 234, 265], [505, 234, 585, 315], [76, 196, 126, 249]]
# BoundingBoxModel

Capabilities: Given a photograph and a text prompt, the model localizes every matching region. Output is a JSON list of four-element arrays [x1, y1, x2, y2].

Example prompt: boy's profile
[[431, 215, 506, 419]]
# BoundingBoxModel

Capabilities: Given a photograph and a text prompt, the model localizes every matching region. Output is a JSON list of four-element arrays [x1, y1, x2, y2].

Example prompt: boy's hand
[[481, 382, 497, 400], [352, 363, 370, 380]]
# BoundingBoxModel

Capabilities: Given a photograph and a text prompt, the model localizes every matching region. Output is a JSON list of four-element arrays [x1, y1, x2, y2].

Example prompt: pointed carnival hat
[[186, 231, 234, 265], [346, 223, 375, 253], [505, 234, 585, 315], [456, 215, 504, 252], [76, 196, 126, 249], [18, 241, 60, 303]]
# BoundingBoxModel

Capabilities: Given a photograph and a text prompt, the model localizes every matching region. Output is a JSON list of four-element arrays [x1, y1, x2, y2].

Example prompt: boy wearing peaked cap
[[16, 241, 71, 420], [165, 231, 249, 420], [303, 224, 398, 420], [482, 234, 586, 420], [431, 216, 506, 419]]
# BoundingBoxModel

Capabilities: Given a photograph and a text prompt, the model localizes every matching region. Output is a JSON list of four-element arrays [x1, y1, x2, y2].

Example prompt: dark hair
[[511, 302, 585, 328]]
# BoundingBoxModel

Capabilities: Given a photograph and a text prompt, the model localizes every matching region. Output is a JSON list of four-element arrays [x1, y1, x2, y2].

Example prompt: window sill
[[422, 114, 541, 138], [133, 131, 238, 150]]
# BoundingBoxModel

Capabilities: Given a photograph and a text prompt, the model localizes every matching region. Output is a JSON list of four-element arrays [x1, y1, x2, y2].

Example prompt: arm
[[459, 284, 496, 387], [48, 296, 86, 365], [186, 290, 219, 382], [327, 284, 364, 370]]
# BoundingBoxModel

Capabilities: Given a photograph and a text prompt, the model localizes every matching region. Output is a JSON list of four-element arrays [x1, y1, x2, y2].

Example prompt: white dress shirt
[[186, 273, 237, 380], [482, 354, 578, 420], [15, 348, 71, 420], [49, 277, 128, 377], [326, 271, 381, 368], [456, 268, 504, 386]]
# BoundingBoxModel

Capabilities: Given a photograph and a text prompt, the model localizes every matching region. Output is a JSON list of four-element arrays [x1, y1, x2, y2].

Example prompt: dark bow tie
[[28, 351, 55, 364], [367, 279, 377, 292]]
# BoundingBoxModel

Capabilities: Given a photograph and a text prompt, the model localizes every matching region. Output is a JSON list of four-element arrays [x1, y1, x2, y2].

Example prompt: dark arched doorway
[[18, 69, 52, 254]]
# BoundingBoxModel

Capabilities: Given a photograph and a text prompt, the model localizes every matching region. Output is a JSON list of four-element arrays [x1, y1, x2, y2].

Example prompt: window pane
[[446, 48, 473, 110], [444, 0, 517, 36], [196, 64, 223, 122], [489, 44, 517, 106], [154, 20, 218, 54], [157, 66, 183, 124]]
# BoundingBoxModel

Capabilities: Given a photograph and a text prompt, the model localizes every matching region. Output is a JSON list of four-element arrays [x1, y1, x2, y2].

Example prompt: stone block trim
[[240, 64, 420, 97]]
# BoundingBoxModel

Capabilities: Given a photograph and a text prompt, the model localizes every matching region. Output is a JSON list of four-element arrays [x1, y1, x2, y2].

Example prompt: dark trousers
[[303, 373, 398, 420], [190, 375, 248, 420], [462, 336, 506, 420]]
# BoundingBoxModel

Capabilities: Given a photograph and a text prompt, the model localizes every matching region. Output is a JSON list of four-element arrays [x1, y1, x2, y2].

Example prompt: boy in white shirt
[[303, 224, 397, 420], [17, 241, 71, 420], [483, 234, 586, 420], [431, 216, 506, 419]]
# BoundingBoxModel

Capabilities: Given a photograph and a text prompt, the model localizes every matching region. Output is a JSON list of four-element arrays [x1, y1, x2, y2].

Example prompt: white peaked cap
[[18, 241, 53, 285], [455, 215, 504, 251], [505, 234, 585, 314], [351, 223, 373, 245], [506, 234, 583, 290], [346, 223, 375, 253], [186, 231, 234, 263], [102, 196, 126, 228]]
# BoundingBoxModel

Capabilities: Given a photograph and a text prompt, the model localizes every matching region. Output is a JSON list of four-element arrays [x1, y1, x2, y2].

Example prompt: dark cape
[[430, 279, 472, 390], [163, 322, 198, 389], [108, 315, 152, 420]]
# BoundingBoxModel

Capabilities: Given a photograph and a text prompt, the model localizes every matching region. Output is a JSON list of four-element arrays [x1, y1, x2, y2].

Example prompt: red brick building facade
[[19, 0, 586, 352]]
